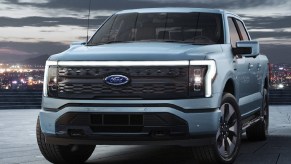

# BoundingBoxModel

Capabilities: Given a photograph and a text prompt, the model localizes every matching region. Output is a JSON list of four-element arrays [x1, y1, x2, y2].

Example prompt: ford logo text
[[104, 75, 129, 86]]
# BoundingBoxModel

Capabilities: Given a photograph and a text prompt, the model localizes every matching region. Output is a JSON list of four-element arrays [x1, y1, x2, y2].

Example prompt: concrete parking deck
[[0, 105, 290, 164]]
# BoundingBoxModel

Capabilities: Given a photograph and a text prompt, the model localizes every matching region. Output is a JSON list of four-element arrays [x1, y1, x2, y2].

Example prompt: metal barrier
[[0, 91, 42, 109], [0, 90, 290, 109], [269, 89, 291, 105]]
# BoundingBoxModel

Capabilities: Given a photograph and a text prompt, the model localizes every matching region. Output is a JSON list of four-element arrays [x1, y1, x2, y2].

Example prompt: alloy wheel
[[216, 103, 238, 158]]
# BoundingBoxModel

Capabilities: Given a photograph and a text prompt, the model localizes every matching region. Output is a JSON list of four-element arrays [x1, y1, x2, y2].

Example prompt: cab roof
[[116, 7, 239, 17]]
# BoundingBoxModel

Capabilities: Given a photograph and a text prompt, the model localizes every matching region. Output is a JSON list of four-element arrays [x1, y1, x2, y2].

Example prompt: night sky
[[0, 0, 291, 64]]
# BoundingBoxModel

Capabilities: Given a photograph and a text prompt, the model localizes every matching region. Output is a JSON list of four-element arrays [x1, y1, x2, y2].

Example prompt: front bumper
[[40, 93, 221, 146], [44, 133, 215, 146]]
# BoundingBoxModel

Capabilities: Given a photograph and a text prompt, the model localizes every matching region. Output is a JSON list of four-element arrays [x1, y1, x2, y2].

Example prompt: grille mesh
[[57, 66, 189, 99], [58, 67, 187, 77]]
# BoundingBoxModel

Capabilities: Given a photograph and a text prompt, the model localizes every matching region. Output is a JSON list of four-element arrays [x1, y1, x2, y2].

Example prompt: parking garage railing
[[0, 90, 290, 109]]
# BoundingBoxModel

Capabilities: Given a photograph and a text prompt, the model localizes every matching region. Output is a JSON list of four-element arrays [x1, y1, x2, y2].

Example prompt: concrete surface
[[0, 105, 290, 164]]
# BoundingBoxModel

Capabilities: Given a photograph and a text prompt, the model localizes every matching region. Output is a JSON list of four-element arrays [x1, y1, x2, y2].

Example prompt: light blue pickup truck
[[37, 8, 269, 164]]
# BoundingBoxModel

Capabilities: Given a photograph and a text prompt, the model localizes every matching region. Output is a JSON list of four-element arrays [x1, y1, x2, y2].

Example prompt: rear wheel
[[36, 118, 95, 164], [246, 88, 269, 141], [192, 93, 241, 163]]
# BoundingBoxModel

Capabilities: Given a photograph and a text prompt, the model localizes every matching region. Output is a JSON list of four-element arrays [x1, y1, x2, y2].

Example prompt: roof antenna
[[86, 0, 92, 44]]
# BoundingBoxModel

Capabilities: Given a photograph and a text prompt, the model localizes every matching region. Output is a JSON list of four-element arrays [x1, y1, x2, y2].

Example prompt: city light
[[278, 84, 284, 89], [270, 64, 291, 90], [0, 63, 44, 90]]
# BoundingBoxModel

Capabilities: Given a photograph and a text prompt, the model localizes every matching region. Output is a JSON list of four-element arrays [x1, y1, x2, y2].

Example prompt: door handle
[[257, 63, 262, 70], [248, 63, 254, 70]]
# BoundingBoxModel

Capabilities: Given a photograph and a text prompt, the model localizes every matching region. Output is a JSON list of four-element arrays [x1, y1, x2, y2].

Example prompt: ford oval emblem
[[104, 75, 129, 86]]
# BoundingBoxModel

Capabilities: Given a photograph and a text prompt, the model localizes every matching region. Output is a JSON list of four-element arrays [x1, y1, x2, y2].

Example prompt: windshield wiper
[[137, 39, 190, 43], [86, 40, 132, 46], [104, 40, 125, 44], [159, 40, 199, 44]]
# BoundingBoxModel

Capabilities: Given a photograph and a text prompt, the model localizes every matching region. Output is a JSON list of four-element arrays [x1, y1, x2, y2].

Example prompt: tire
[[36, 118, 95, 164], [246, 88, 269, 141], [192, 93, 241, 164]]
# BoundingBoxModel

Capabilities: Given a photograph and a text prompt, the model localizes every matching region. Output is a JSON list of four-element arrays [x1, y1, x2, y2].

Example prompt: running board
[[241, 116, 262, 132]]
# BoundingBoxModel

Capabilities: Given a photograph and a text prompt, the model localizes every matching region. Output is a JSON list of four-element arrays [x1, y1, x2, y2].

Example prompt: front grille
[[57, 66, 188, 99]]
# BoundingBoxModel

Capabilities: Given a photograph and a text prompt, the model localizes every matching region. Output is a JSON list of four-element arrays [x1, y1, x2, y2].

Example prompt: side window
[[228, 17, 240, 47], [236, 20, 250, 41]]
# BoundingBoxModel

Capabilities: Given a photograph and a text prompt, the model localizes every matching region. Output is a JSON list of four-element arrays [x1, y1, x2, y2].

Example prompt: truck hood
[[49, 42, 222, 61]]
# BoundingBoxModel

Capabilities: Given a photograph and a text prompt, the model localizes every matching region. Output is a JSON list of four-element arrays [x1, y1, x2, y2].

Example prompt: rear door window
[[235, 20, 250, 41], [228, 17, 240, 47]]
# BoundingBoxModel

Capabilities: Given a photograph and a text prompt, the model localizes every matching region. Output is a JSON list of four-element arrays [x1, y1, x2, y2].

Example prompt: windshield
[[88, 12, 224, 45]]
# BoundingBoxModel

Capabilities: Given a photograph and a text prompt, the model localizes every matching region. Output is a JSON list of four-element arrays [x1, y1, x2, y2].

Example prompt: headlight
[[43, 61, 58, 97], [189, 66, 207, 97], [189, 60, 216, 97]]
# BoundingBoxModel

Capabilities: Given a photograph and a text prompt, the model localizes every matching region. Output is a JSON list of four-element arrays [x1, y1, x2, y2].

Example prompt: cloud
[[0, 39, 67, 61], [261, 44, 291, 64], [0, 41, 68, 62], [0, 0, 115, 18], [142, 0, 287, 9], [250, 31, 291, 40], [0, 25, 96, 43], [0, 16, 107, 27], [4, 0, 140, 12], [244, 16, 291, 29], [5, 0, 289, 11], [3, 0, 291, 19], [242, 15, 291, 45], [0, 48, 32, 56], [18, 0, 49, 3], [1, 0, 291, 64], [0, 41, 68, 54]]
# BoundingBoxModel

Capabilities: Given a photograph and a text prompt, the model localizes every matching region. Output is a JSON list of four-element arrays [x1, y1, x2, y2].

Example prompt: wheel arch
[[223, 78, 236, 97]]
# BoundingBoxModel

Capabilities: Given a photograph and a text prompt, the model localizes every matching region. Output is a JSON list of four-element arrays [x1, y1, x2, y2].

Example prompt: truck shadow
[[87, 145, 197, 164], [87, 134, 290, 164]]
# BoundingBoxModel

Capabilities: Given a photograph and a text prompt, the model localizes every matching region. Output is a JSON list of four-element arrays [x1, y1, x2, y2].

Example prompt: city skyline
[[0, 0, 291, 64]]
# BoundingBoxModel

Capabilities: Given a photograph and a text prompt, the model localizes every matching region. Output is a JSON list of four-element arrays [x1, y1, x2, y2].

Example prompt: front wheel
[[192, 93, 241, 163], [36, 118, 95, 164]]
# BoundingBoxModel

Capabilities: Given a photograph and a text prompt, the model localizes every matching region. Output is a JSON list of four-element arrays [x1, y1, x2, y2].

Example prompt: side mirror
[[70, 41, 86, 48], [233, 41, 260, 57]]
